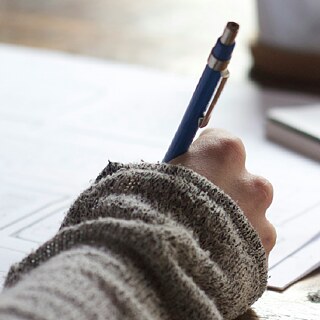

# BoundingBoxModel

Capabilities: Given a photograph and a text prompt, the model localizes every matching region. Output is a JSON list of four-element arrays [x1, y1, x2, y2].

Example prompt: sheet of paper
[[268, 233, 320, 289], [0, 44, 319, 290]]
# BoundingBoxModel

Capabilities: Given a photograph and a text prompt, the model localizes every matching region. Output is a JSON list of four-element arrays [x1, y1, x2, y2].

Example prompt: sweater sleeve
[[0, 162, 268, 320]]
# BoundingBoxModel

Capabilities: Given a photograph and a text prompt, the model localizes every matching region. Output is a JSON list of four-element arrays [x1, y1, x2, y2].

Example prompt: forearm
[[1, 162, 268, 320], [1, 244, 167, 320]]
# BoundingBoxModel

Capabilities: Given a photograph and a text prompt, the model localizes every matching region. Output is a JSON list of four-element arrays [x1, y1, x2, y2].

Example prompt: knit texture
[[1, 162, 268, 320]]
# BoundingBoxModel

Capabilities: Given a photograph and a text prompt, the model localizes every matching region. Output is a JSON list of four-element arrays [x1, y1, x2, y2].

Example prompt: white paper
[[268, 233, 320, 290]]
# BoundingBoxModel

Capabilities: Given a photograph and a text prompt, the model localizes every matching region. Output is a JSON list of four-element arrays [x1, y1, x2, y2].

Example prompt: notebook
[[0, 44, 319, 290]]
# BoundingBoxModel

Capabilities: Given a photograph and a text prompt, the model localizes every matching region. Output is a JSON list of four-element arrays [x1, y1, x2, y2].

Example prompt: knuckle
[[214, 136, 246, 164], [262, 223, 277, 253], [194, 129, 246, 167], [251, 176, 274, 208]]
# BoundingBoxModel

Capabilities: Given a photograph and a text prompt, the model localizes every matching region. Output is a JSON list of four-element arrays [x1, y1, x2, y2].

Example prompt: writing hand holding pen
[[163, 22, 239, 163], [164, 22, 277, 255]]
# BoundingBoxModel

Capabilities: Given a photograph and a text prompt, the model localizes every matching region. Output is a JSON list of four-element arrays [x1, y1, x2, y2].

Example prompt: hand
[[169, 128, 276, 257]]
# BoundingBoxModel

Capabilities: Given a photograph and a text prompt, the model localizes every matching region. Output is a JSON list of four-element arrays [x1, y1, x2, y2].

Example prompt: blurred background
[[0, 0, 258, 81]]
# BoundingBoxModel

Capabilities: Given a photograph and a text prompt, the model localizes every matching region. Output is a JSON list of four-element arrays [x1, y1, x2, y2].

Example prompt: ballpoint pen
[[163, 22, 239, 163]]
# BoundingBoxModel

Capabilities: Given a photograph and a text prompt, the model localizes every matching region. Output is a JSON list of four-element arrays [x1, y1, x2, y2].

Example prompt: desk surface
[[0, 1, 319, 319], [0, 0, 257, 80], [241, 273, 320, 319]]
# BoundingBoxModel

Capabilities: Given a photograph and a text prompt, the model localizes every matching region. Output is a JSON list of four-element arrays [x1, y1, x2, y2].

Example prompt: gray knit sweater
[[0, 162, 267, 320]]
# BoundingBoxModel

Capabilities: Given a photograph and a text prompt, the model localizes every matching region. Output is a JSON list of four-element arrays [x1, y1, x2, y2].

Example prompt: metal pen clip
[[198, 68, 230, 128]]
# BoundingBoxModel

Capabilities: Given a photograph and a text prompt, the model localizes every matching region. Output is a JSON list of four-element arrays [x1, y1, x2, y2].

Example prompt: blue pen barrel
[[163, 66, 221, 162], [162, 22, 239, 163]]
